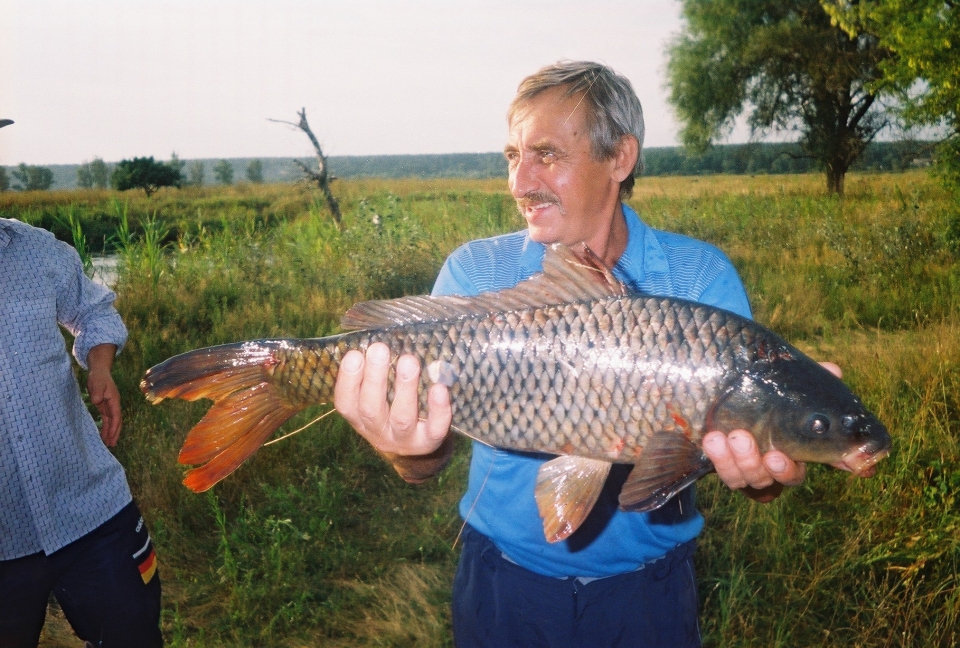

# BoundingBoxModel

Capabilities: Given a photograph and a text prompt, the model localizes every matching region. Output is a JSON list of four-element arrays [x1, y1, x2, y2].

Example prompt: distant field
[[3, 171, 957, 647]]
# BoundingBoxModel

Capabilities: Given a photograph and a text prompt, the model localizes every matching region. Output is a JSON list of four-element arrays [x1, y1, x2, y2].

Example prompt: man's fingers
[[703, 430, 776, 491], [87, 371, 122, 446], [333, 349, 366, 426], [333, 344, 453, 457], [388, 354, 423, 439], [820, 361, 842, 379], [424, 383, 453, 444], [703, 430, 807, 504], [95, 388, 121, 446], [355, 343, 393, 439], [764, 451, 806, 487], [726, 430, 774, 490], [98, 399, 122, 446], [703, 430, 745, 490]]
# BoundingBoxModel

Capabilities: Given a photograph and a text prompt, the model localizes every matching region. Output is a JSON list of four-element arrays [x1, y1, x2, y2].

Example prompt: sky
[[0, 0, 720, 166]]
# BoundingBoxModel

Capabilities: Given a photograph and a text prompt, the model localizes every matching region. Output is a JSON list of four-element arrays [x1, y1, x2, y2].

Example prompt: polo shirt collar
[[513, 203, 668, 287], [613, 203, 669, 287]]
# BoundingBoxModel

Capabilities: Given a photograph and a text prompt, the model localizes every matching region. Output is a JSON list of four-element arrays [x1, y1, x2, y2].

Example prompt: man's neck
[[585, 202, 628, 269]]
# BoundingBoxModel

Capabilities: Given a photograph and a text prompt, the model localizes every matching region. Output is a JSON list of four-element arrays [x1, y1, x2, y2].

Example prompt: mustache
[[516, 192, 563, 212]]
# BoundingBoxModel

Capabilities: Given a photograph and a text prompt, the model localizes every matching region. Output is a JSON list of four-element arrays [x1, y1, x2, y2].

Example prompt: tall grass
[[9, 171, 957, 646]]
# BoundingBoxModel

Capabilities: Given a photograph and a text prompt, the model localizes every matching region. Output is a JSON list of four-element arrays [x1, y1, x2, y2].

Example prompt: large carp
[[141, 243, 890, 542]]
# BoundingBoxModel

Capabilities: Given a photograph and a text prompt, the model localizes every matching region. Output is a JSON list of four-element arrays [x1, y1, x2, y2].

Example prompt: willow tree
[[825, 0, 960, 188], [668, 0, 890, 195]]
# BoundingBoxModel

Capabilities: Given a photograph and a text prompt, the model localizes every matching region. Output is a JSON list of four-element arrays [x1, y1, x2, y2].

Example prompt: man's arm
[[333, 343, 453, 481], [86, 343, 122, 447], [333, 250, 477, 481]]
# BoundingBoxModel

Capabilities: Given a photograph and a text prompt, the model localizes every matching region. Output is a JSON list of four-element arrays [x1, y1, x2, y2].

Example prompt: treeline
[[0, 141, 933, 192], [643, 140, 933, 176]]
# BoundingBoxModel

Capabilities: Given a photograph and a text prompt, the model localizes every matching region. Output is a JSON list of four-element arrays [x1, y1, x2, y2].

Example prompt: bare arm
[[86, 343, 122, 446], [333, 342, 454, 482]]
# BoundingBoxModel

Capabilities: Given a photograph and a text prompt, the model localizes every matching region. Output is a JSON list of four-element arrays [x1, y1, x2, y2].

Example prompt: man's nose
[[509, 155, 539, 198]]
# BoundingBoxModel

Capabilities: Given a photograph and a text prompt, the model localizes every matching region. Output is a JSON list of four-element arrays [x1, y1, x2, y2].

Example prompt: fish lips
[[830, 416, 891, 477], [831, 440, 891, 477]]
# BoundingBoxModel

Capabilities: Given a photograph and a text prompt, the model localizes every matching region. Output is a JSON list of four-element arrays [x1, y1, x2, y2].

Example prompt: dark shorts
[[452, 525, 701, 648], [0, 501, 162, 648]]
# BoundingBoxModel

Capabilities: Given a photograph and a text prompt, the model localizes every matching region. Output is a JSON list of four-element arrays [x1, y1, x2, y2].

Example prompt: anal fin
[[619, 433, 714, 513], [535, 456, 612, 543]]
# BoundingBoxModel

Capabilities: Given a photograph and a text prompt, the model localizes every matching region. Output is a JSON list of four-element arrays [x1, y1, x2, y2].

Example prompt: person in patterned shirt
[[0, 218, 162, 648]]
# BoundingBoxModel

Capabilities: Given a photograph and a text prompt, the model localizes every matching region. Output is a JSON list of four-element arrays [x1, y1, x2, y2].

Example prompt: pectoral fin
[[535, 456, 612, 543], [619, 433, 714, 513]]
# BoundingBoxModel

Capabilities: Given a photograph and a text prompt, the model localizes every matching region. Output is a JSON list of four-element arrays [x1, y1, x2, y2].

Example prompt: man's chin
[[527, 226, 563, 245]]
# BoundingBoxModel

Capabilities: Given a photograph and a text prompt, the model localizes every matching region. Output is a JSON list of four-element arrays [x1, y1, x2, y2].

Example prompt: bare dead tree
[[270, 108, 342, 229]]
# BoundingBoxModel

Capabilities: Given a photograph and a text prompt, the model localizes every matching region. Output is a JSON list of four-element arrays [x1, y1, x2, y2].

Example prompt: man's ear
[[612, 135, 639, 183]]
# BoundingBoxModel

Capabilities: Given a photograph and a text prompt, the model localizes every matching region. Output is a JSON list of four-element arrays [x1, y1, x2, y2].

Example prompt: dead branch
[[270, 108, 342, 229]]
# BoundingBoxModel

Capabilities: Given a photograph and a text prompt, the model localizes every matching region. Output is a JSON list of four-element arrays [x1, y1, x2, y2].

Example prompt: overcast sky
[[0, 0, 723, 166]]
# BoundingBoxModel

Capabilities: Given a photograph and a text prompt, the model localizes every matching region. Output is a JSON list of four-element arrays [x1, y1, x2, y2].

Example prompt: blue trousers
[[0, 501, 162, 648], [452, 525, 701, 648]]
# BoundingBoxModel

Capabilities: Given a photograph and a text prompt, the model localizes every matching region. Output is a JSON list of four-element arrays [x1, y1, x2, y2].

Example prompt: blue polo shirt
[[432, 204, 752, 578]]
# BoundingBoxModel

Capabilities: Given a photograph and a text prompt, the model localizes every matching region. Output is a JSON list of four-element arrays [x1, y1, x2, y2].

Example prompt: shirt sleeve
[[52, 240, 128, 369], [695, 260, 753, 320], [432, 250, 481, 298], [655, 231, 753, 320]]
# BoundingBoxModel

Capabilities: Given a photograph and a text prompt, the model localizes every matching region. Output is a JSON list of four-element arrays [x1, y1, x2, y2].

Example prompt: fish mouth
[[831, 446, 891, 477]]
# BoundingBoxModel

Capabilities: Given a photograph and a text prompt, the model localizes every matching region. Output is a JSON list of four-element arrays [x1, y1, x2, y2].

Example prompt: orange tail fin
[[140, 341, 303, 492]]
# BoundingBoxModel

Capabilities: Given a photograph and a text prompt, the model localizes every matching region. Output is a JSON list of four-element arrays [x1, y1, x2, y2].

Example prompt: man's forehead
[[507, 89, 588, 140], [510, 87, 585, 121]]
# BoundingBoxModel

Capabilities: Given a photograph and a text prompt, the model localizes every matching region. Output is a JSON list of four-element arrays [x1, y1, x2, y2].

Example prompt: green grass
[[5, 171, 957, 646]]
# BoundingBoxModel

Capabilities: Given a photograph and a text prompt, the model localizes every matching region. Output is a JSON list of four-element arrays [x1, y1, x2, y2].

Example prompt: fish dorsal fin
[[535, 455, 612, 543], [618, 433, 714, 513], [341, 242, 627, 330]]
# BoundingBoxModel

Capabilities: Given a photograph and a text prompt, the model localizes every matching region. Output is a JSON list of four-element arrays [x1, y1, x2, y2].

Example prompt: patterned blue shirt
[[0, 218, 132, 559], [432, 204, 752, 578]]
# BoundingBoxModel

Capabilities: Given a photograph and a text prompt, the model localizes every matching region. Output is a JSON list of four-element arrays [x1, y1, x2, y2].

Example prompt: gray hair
[[508, 61, 645, 198]]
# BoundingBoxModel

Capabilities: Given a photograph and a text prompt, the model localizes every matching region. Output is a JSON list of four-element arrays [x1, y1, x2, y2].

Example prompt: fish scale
[[141, 243, 889, 541]]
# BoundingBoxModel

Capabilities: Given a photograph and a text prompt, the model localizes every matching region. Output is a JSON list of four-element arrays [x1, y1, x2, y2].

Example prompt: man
[[335, 62, 809, 646], [0, 218, 162, 648]]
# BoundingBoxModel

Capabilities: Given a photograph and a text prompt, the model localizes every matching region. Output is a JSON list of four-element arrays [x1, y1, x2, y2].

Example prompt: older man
[[335, 61, 807, 647]]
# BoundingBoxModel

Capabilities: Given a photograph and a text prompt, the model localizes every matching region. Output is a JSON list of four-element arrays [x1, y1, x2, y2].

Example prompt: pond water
[[91, 254, 119, 288]]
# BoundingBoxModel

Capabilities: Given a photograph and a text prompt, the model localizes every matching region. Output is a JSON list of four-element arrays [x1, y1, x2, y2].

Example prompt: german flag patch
[[133, 536, 158, 584]]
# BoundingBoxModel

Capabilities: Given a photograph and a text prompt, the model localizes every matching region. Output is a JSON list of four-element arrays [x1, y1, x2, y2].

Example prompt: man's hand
[[86, 343, 122, 446], [702, 430, 806, 503], [701, 362, 842, 503], [333, 342, 452, 456]]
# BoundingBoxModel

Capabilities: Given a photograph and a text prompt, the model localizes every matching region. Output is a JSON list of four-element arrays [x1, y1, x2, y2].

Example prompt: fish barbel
[[141, 243, 891, 542]]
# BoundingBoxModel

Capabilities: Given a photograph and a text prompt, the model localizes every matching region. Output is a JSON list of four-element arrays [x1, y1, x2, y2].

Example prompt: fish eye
[[809, 415, 830, 435]]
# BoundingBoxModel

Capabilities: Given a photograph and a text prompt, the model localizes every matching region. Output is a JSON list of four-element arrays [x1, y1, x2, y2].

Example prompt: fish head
[[710, 357, 891, 476]]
